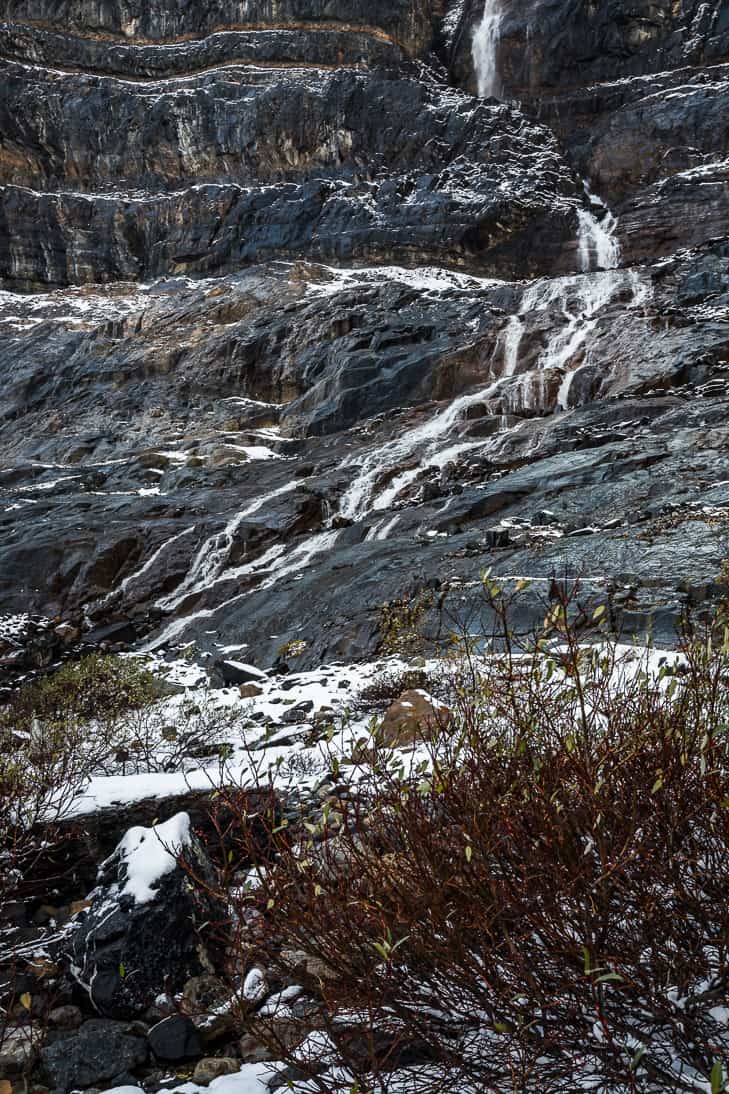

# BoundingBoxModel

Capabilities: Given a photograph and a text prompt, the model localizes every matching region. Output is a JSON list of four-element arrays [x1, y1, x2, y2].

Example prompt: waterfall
[[577, 185, 621, 272], [472, 0, 503, 99]]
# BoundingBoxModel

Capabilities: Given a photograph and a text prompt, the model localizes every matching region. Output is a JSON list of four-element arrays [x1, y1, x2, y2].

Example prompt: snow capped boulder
[[69, 813, 221, 1019], [378, 689, 452, 748], [213, 660, 269, 688]]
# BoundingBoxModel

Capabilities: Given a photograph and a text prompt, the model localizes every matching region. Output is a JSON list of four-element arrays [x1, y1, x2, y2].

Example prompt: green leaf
[[465, 844, 473, 864], [711, 1060, 725, 1094], [630, 1046, 647, 1071], [594, 971, 623, 984], [119, 962, 125, 979], [651, 776, 663, 794]]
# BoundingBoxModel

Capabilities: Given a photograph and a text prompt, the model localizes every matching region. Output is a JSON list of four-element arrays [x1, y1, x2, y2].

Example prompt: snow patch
[[114, 813, 192, 904]]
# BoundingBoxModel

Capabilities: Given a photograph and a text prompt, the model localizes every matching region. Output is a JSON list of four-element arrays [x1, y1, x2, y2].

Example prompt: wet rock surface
[[0, 0, 728, 675]]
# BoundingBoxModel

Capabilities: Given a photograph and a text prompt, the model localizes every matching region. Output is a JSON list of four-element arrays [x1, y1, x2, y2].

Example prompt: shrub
[[0, 656, 239, 905], [205, 593, 729, 1093], [356, 668, 433, 708], [0, 653, 158, 733]]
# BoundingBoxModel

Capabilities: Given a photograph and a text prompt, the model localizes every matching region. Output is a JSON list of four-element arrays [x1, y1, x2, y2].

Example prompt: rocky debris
[[181, 974, 237, 1044], [38, 1019, 148, 1093], [378, 689, 452, 748], [69, 815, 220, 1018]]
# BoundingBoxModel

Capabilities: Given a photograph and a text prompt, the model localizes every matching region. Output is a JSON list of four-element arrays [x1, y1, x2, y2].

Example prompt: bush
[[0, 656, 238, 905], [0, 653, 158, 733], [207, 593, 729, 1093], [356, 667, 433, 708]]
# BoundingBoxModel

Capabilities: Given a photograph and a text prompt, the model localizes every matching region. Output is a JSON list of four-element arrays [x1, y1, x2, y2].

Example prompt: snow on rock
[[70, 812, 220, 1017], [115, 812, 192, 905]]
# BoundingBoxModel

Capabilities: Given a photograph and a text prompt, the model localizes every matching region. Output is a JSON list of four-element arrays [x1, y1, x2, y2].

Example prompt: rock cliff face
[[1, 0, 728, 673]]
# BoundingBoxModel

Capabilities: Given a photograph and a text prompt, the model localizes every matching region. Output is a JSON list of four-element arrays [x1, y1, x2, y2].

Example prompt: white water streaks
[[337, 265, 653, 519], [472, 0, 503, 99], [95, 525, 197, 611], [143, 531, 340, 651], [338, 382, 502, 522], [577, 185, 621, 272], [507, 268, 648, 412], [156, 481, 296, 613]]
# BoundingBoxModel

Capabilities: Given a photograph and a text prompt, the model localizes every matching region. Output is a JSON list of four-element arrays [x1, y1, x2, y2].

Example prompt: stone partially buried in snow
[[69, 813, 222, 1018]]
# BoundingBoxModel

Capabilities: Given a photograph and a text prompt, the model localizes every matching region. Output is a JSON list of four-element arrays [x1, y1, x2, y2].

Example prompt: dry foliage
[[204, 586, 729, 1093]]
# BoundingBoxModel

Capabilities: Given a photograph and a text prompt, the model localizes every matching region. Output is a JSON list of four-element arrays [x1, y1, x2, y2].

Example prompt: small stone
[[32, 905, 59, 927], [192, 1058, 239, 1084], [53, 622, 81, 644], [280, 701, 314, 724], [238, 1034, 274, 1064], [239, 683, 264, 698], [48, 1006, 82, 1030]]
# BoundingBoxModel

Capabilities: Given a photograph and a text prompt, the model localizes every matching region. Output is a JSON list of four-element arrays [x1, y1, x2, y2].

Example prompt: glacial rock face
[[1, 0, 728, 671]]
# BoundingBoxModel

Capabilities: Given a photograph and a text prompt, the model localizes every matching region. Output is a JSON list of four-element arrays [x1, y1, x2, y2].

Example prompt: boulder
[[239, 683, 264, 699], [69, 814, 221, 1018], [215, 660, 268, 687], [147, 1015, 202, 1063], [38, 1019, 147, 1093], [378, 690, 452, 748]]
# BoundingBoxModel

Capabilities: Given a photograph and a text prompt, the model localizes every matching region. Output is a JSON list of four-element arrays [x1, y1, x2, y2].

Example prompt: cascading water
[[335, 264, 653, 523], [156, 481, 296, 612], [472, 0, 503, 99], [577, 185, 621, 272]]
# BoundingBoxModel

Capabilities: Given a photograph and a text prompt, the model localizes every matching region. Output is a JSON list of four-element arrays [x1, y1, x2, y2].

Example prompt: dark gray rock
[[39, 1019, 147, 1093], [147, 1015, 202, 1063], [1, 0, 729, 677], [214, 659, 268, 687], [69, 819, 221, 1019]]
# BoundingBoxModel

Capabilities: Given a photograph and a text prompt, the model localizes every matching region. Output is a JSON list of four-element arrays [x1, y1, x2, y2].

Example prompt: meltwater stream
[[337, 264, 650, 523]]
